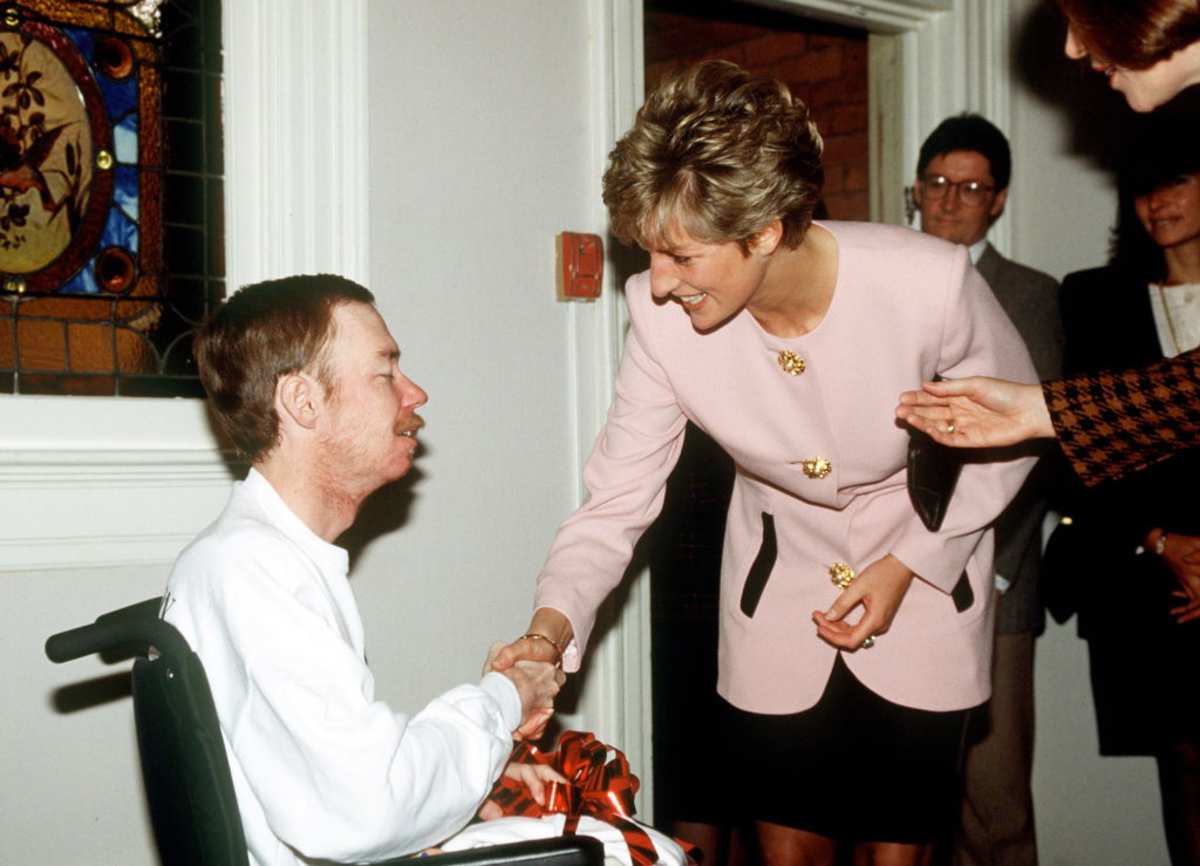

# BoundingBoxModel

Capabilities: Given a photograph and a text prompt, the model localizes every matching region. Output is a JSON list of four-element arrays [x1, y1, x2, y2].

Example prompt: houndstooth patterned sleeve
[[1044, 347, 1200, 487]]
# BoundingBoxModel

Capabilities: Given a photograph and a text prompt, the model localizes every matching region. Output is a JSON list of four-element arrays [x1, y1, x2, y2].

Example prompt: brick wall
[[645, 21, 869, 221]]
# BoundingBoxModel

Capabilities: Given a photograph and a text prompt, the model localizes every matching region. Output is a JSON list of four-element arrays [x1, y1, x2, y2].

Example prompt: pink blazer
[[535, 222, 1038, 713]]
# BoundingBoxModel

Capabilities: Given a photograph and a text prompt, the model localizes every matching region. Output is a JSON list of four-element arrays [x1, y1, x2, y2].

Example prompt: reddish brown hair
[[196, 274, 374, 461], [1057, 0, 1200, 69]]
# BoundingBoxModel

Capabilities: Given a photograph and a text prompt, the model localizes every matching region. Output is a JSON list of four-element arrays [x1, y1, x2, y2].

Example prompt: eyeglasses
[[920, 175, 996, 207]]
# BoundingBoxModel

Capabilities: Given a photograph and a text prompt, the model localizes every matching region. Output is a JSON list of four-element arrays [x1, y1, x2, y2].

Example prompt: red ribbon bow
[[484, 731, 694, 866]]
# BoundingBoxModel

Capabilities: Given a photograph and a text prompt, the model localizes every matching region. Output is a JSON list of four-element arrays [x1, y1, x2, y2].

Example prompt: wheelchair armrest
[[45, 597, 188, 664], [373, 836, 605, 866]]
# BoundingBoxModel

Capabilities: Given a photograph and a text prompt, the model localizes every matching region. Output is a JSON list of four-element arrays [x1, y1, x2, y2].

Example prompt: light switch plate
[[556, 232, 603, 301]]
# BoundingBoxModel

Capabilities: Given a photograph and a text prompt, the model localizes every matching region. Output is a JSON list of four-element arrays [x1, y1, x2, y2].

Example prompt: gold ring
[[861, 635, 876, 649], [945, 422, 956, 434]]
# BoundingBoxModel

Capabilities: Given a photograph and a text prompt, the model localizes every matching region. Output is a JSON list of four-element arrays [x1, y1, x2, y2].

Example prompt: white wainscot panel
[[0, 396, 241, 571]]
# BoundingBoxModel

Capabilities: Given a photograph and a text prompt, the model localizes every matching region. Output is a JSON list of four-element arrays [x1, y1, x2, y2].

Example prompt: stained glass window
[[0, 0, 222, 397]]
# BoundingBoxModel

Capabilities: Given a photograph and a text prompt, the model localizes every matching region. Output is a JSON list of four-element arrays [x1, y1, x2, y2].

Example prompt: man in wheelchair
[[160, 275, 565, 866]]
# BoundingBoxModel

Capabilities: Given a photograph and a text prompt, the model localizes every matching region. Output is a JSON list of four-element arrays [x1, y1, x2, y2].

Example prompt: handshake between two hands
[[479, 637, 569, 817], [481, 555, 924, 747], [484, 637, 565, 744]]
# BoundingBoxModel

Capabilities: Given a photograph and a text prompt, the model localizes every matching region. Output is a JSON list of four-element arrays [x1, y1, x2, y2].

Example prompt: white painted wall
[[357, 0, 604, 723], [2, 563, 168, 865]]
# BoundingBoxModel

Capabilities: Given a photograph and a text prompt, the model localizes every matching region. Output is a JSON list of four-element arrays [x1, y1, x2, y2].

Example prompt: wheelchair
[[46, 597, 603, 866]]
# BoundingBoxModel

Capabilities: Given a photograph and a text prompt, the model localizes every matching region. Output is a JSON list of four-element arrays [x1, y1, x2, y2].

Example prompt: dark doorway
[[644, 2, 870, 220], [645, 422, 736, 858]]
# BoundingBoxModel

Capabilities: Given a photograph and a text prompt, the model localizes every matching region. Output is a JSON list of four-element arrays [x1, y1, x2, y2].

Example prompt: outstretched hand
[[896, 376, 1054, 448], [1171, 592, 1200, 625], [485, 639, 564, 740], [485, 610, 573, 740], [505, 661, 564, 737], [1158, 533, 1200, 625], [812, 554, 915, 650]]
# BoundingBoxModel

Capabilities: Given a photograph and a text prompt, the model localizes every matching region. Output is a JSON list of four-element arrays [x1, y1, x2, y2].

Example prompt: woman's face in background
[[1064, 23, 1200, 112], [1135, 174, 1200, 251]]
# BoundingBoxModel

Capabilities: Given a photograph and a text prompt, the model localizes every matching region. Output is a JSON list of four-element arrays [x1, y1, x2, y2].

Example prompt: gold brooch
[[801, 457, 832, 479], [829, 561, 856, 589], [777, 350, 805, 376]]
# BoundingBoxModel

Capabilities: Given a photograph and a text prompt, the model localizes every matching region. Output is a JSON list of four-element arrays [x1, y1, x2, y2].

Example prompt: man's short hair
[[916, 114, 1012, 191], [603, 60, 824, 253], [196, 274, 375, 461]]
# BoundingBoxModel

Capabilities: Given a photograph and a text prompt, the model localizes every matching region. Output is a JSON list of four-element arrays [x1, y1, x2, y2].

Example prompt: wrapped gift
[[446, 731, 694, 866]]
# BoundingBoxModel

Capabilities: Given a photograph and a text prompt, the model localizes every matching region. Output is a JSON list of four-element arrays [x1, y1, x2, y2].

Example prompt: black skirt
[[1086, 583, 1200, 756], [719, 655, 973, 844]]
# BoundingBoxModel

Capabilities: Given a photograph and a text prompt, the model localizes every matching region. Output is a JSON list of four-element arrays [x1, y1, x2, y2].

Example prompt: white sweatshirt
[[163, 469, 520, 866]]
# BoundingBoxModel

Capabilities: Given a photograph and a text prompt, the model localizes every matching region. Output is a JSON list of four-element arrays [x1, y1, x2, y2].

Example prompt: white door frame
[[581, 0, 1011, 819]]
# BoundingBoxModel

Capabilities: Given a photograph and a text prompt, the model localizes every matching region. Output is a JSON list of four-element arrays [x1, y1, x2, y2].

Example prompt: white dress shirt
[[1148, 282, 1200, 357]]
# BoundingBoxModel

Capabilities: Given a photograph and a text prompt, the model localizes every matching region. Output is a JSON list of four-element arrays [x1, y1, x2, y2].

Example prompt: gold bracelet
[[519, 632, 564, 663]]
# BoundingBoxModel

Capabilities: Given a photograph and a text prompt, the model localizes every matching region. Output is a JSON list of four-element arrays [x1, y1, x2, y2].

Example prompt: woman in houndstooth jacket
[[1054, 129, 1200, 866], [896, 0, 1200, 485]]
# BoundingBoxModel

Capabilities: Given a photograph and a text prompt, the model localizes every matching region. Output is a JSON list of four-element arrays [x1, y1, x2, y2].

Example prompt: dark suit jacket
[[1051, 265, 1200, 752], [976, 244, 1062, 634], [1055, 267, 1200, 606]]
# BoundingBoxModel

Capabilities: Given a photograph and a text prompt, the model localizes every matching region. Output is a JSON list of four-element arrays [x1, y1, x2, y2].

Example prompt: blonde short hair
[[602, 60, 824, 253]]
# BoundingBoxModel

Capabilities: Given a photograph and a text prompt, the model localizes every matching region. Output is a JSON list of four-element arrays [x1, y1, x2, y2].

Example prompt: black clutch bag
[[906, 428, 963, 532]]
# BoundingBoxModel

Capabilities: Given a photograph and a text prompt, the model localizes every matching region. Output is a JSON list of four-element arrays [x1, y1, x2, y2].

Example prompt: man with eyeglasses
[[913, 114, 1062, 866]]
